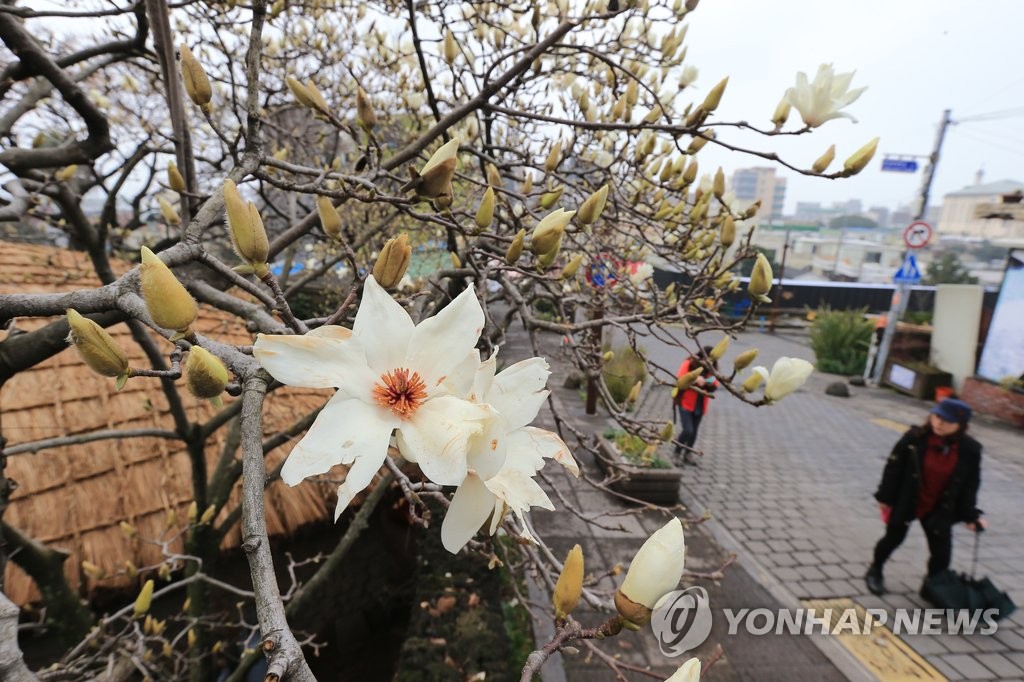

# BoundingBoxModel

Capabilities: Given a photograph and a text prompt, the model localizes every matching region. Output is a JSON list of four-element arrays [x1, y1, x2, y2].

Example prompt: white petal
[[281, 395, 396, 486], [484, 468, 554, 514], [307, 325, 352, 340], [469, 350, 498, 403], [486, 357, 550, 430], [395, 397, 490, 485], [466, 415, 509, 480], [405, 285, 484, 390], [353, 275, 414, 373], [254, 333, 375, 397], [441, 472, 496, 553], [505, 426, 579, 476], [334, 449, 388, 520], [442, 350, 481, 398]]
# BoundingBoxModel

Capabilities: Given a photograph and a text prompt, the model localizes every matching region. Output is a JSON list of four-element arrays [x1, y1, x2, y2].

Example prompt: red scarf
[[916, 433, 959, 519]]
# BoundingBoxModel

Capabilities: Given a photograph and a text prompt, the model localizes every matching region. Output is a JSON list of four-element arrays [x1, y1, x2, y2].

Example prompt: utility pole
[[871, 109, 953, 384]]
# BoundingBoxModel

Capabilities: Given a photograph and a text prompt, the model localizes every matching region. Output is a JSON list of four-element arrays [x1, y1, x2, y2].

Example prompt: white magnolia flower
[[254, 276, 490, 518], [754, 357, 814, 402], [628, 262, 654, 286], [666, 658, 701, 682], [784, 64, 866, 128], [441, 352, 579, 553], [619, 517, 686, 609]]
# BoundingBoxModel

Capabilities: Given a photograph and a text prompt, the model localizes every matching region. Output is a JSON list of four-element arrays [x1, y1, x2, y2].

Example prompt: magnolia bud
[[812, 145, 836, 174], [372, 234, 412, 289], [139, 246, 197, 334], [675, 368, 702, 390], [843, 137, 880, 176], [704, 337, 726, 362], [531, 208, 574, 254], [450, 251, 461, 268], [165, 508, 178, 529], [443, 29, 458, 64], [120, 521, 137, 537], [286, 76, 317, 109], [687, 131, 712, 154], [732, 348, 758, 371], [562, 253, 584, 279], [617, 518, 685, 624], [553, 544, 584, 619], [356, 87, 377, 129], [748, 252, 773, 302], [180, 44, 212, 109], [742, 367, 768, 393], [659, 421, 675, 441], [304, 79, 330, 113], [317, 196, 343, 240], [476, 187, 495, 229], [771, 98, 790, 128], [544, 142, 561, 173], [199, 504, 217, 525], [167, 161, 186, 193], [602, 351, 614, 363], [133, 579, 155, 617], [82, 561, 105, 580], [187, 501, 198, 524], [185, 346, 229, 405], [158, 197, 180, 225], [682, 158, 698, 184], [537, 243, 561, 270], [187, 629, 198, 649], [415, 137, 459, 198], [578, 184, 609, 225], [539, 185, 564, 209], [505, 229, 525, 265], [626, 379, 642, 404], [66, 309, 129, 379], [720, 215, 735, 247], [701, 77, 728, 112], [125, 561, 139, 578], [486, 163, 502, 188], [712, 167, 725, 198], [223, 181, 269, 275], [55, 165, 77, 182]]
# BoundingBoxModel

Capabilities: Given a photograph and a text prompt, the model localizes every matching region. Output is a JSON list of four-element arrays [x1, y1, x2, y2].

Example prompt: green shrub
[[809, 306, 872, 375], [601, 344, 647, 403], [603, 429, 670, 469]]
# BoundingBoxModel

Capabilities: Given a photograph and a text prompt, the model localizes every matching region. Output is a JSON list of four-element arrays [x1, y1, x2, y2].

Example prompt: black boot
[[865, 564, 886, 596]]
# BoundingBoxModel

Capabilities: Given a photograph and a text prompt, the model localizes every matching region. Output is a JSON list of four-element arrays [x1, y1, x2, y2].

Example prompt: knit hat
[[931, 398, 972, 425]]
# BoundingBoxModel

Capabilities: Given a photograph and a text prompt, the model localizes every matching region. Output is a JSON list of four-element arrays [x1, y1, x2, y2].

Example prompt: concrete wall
[[930, 284, 984, 390]]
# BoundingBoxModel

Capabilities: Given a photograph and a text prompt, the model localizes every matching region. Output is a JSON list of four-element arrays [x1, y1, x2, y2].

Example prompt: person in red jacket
[[672, 347, 718, 466]]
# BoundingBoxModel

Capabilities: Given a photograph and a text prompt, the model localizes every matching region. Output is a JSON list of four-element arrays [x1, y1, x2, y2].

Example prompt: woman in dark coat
[[672, 347, 718, 466], [865, 398, 987, 595]]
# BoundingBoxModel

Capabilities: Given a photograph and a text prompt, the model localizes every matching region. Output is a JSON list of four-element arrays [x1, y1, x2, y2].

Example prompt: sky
[[681, 0, 1024, 215]]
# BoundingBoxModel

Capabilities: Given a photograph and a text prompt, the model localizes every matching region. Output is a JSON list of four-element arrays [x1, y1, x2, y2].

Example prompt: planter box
[[960, 377, 1024, 428], [883, 360, 952, 400], [594, 435, 682, 505]]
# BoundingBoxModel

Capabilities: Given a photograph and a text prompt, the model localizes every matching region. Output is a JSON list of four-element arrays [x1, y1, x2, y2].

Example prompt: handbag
[[919, 530, 1017, 620]]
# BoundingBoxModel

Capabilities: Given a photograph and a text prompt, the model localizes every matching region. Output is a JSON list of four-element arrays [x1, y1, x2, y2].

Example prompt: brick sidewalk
[[634, 327, 1024, 681]]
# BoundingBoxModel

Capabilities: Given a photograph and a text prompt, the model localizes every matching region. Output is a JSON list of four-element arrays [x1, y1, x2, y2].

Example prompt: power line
[[957, 107, 1024, 123]]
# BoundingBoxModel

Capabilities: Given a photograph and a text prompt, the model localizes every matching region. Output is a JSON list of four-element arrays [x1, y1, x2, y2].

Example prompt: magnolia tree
[[0, 0, 869, 679]]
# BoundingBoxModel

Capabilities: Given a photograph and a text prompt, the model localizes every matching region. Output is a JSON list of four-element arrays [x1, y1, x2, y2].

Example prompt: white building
[[937, 179, 1024, 239]]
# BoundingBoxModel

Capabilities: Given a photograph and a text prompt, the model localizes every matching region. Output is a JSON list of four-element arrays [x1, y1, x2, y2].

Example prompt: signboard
[[893, 253, 922, 284], [887, 363, 917, 391], [976, 250, 1024, 382], [881, 158, 919, 173], [585, 253, 622, 288], [902, 221, 932, 249]]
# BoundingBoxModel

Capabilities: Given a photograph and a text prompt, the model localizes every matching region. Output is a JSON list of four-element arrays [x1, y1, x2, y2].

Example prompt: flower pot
[[594, 435, 682, 505]]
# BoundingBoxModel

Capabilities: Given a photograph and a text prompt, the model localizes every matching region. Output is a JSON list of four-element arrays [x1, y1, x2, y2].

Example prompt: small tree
[[925, 252, 979, 285]]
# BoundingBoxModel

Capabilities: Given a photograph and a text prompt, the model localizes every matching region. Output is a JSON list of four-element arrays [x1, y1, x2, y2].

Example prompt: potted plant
[[594, 428, 683, 505]]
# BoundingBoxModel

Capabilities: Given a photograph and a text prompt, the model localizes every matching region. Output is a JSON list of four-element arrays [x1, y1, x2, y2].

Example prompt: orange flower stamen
[[372, 368, 427, 418]]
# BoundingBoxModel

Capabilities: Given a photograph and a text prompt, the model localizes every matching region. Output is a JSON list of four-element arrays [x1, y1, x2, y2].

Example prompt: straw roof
[[0, 241, 336, 606]]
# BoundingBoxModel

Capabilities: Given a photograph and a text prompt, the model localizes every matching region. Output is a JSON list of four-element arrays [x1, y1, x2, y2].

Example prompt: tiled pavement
[[635, 327, 1024, 681], [503, 320, 1023, 681]]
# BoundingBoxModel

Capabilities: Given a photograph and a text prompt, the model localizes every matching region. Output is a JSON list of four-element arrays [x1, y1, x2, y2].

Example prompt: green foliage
[[603, 429, 670, 469], [924, 252, 979, 285], [601, 344, 647, 403], [828, 214, 877, 229], [809, 306, 873, 375]]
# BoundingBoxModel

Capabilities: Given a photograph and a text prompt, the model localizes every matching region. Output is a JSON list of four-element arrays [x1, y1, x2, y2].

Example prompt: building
[[730, 167, 786, 222], [937, 179, 1024, 239]]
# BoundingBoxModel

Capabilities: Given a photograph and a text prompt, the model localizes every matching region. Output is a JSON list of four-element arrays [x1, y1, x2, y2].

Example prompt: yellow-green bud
[[187, 501, 198, 524], [450, 251, 461, 268], [614, 590, 651, 629], [843, 137, 880, 176], [602, 351, 615, 363], [659, 421, 675, 441], [687, 131, 713, 154], [553, 544, 584, 619], [416, 137, 459, 198], [531, 208, 574, 255], [486, 163, 502, 188], [372, 234, 412, 289], [701, 76, 728, 112], [627, 379, 642, 404], [708, 335, 729, 361], [675, 368, 702, 390], [199, 504, 217, 525], [223, 180, 269, 274], [55, 165, 77, 182], [713, 167, 725, 198], [179, 44, 212, 109], [476, 187, 495, 229], [544, 142, 561, 173], [185, 346, 229, 404], [317, 196, 342, 240], [733, 348, 758, 371], [167, 161, 186, 193], [682, 158, 698, 184], [139, 246, 197, 333], [506, 229, 526, 265], [158, 197, 180, 225], [66, 309, 129, 379], [286, 76, 317, 109], [578, 184, 609, 225], [120, 521, 137, 537], [356, 87, 377, 129], [443, 29, 458, 64], [133, 579, 155, 617], [539, 185, 564, 209], [748, 252, 773, 302], [742, 370, 766, 393], [305, 80, 330, 114], [82, 560, 105, 580], [562, 253, 584, 279], [771, 98, 790, 128], [720, 215, 736, 247], [537, 243, 561, 270], [812, 145, 835, 174]]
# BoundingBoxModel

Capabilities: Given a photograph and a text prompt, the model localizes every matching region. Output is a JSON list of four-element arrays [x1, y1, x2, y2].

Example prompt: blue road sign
[[893, 253, 922, 284], [881, 158, 919, 173]]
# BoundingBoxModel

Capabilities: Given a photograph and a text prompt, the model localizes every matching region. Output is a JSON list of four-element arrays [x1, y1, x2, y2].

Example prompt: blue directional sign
[[893, 253, 922, 284], [881, 158, 919, 173]]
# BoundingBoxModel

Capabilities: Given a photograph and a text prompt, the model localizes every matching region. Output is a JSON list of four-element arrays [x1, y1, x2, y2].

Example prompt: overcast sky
[[682, 0, 1024, 216]]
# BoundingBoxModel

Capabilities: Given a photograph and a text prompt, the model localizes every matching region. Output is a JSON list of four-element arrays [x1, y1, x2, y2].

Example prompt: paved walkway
[[635, 328, 1024, 681]]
